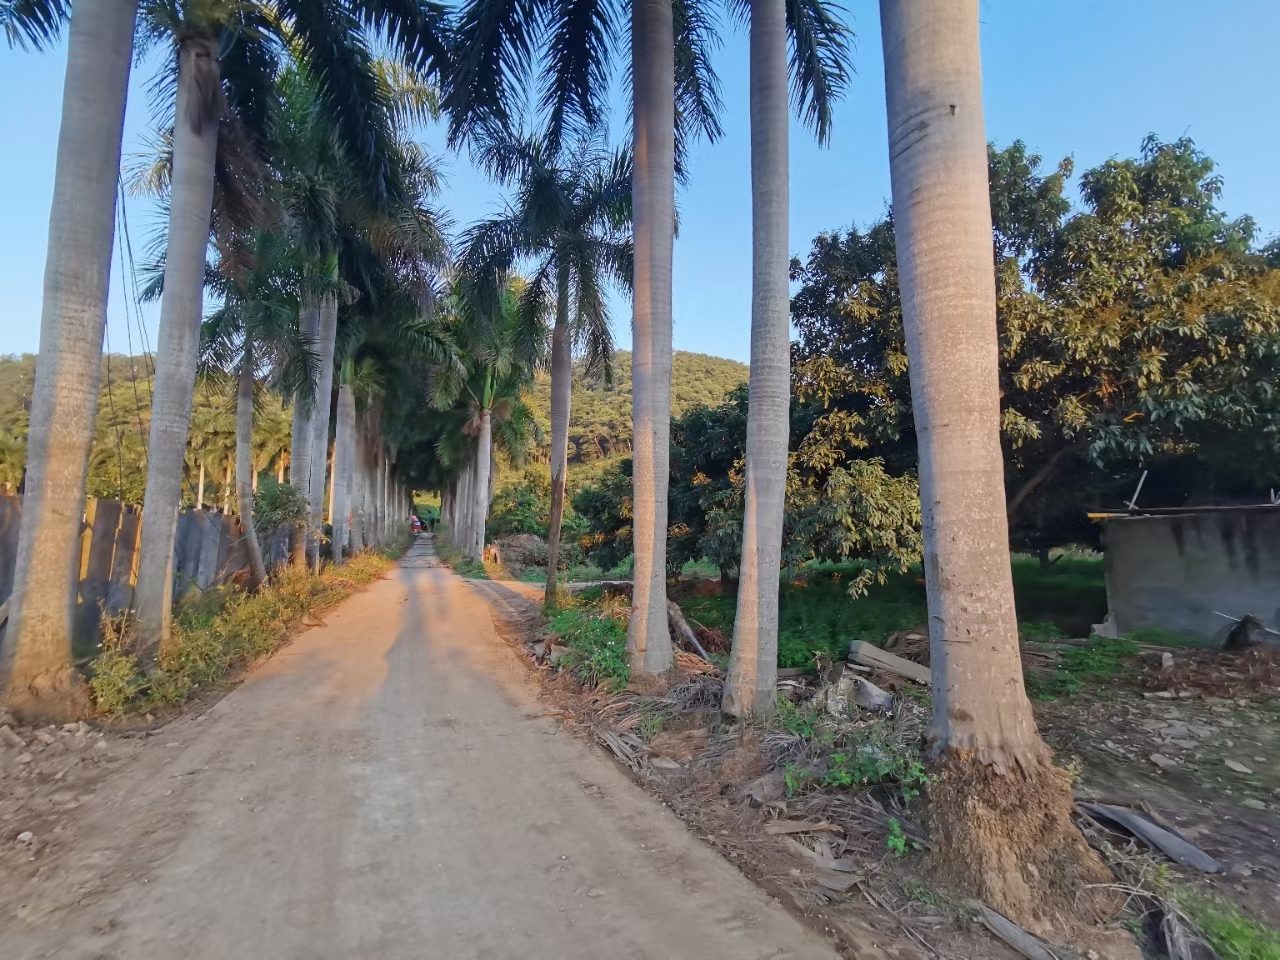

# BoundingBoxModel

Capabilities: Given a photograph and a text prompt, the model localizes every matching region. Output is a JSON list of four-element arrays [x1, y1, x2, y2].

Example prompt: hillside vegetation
[[0, 353, 292, 505], [521, 350, 748, 466]]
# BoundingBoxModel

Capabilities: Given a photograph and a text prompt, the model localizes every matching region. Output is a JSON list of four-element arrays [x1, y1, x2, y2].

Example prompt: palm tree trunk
[[627, 0, 677, 677], [222, 461, 232, 514], [0, 0, 139, 717], [196, 462, 205, 509], [307, 293, 338, 570], [331, 384, 355, 563], [471, 418, 490, 561], [544, 265, 573, 605], [236, 341, 267, 589], [880, 0, 1108, 923], [289, 298, 319, 565], [133, 36, 221, 668], [725, 0, 790, 717], [350, 429, 365, 553]]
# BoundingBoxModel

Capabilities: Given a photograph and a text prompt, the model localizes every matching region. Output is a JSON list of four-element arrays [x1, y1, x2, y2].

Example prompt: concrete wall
[[0, 495, 291, 651], [1102, 508, 1280, 640]]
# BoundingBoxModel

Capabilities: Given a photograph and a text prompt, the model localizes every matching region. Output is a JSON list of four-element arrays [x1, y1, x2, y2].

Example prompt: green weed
[[548, 600, 630, 690], [885, 818, 919, 856], [1175, 893, 1280, 960], [1028, 637, 1138, 699], [822, 739, 930, 802]]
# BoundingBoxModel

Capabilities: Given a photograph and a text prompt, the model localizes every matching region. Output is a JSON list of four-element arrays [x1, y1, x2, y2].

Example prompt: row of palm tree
[[2, 0, 1098, 915], [442, 0, 1097, 911], [2, 0, 449, 701]]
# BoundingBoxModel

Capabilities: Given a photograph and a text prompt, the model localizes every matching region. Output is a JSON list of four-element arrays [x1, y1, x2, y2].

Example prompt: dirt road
[[4, 538, 837, 959]]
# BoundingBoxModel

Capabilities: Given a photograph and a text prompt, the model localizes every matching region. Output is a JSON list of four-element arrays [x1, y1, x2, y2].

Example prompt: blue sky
[[1, 0, 1276, 364]]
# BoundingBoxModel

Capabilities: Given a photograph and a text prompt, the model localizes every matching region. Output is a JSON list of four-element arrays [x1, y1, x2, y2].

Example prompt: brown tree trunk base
[[928, 749, 1114, 934], [5, 665, 91, 723]]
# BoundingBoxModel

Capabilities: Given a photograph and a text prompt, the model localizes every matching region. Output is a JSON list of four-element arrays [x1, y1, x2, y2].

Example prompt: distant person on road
[[411, 514, 422, 534]]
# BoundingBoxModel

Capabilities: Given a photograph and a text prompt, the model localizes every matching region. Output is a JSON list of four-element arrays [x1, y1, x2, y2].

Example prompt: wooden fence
[[0, 495, 291, 651]]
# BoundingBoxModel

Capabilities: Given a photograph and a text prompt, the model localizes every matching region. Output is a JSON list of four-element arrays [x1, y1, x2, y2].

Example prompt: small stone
[[16, 831, 34, 844], [34, 731, 57, 745], [1225, 863, 1253, 880], [77, 721, 91, 735], [0, 725, 25, 750], [649, 756, 682, 771], [586, 888, 604, 897], [1225, 759, 1254, 775], [16, 753, 33, 764], [1161, 652, 1174, 670], [1150, 753, 1178, 770], [1242, 799, 1267, 811], [547, 644, 570, 667], [1146, 691, 1175, 699]]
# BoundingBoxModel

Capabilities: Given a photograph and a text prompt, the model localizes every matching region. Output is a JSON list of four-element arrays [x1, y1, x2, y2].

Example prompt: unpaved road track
[[4, 538, 837, 960]]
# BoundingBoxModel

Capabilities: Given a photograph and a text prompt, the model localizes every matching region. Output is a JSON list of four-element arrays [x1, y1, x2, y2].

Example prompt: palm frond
[[349, 0, 452, 78], [442, 0, 544, 147], [1, 0, 66, 50], [539, 0, 619, 152], [785, 0, 853, 145], [673, 0, 725, 179]]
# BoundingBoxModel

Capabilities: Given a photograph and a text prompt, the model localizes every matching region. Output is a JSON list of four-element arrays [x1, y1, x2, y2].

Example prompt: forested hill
[[0, 353, 292, 504], [523, 350, 748, 466]]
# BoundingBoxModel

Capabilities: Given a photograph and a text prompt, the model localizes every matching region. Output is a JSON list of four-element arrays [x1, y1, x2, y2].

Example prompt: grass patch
[[88, 551, 395, 715], [679, 556, 1107, 672], [436, 532, 488, 578], [1175, 892, 1280, 960], [1126, 625, 1208, 648], [1026, 637, 1139, 699], [547, 595, 630, 691]]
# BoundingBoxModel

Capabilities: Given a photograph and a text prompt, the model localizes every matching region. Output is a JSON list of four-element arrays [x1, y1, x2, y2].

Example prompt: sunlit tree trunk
[[627, 0, 676, 677], [289, 299, 319, 565], [221, 461, 232, 514], [0, 0, 139, 718], [726, 0, 790, 717], [880, 0, 1108, 924], [331, 384, 355, 563], [236, 340, 267, 589], [133, 35, 221, 669], [277, 455, 285, 483], [196, 462, 205, 509], [307, 293, 338, 570], [470, 418, 490, 561], [350, 425, 365, 553], [544, 265, 573, 605]]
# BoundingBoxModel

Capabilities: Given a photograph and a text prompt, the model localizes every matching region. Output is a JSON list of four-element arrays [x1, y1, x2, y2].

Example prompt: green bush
[[548, 598, 630, 690]]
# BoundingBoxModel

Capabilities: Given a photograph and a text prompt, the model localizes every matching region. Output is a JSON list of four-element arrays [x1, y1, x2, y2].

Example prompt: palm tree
[[432, 283, 542, 561], [458, 133, 631, 606], [0, 0, 139, 717], [199, 230, 314, 587], [626, 0, 679, 675], [723, 0, 850, 715], [879, 0, 1107, 921]]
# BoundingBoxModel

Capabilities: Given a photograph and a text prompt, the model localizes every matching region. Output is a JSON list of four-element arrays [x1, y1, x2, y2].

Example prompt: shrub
[[548, 597, 630, 690]]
